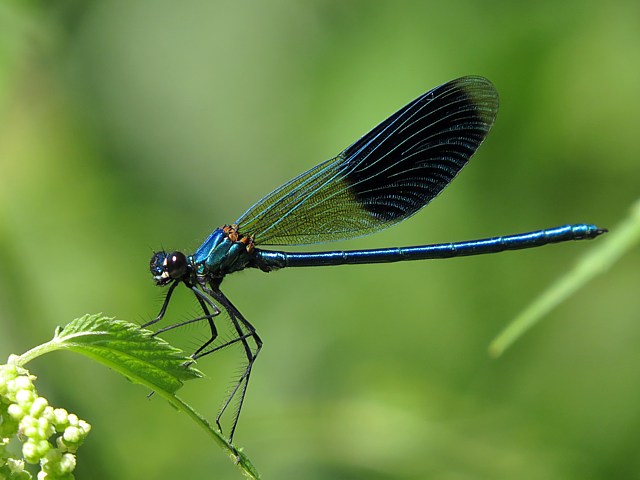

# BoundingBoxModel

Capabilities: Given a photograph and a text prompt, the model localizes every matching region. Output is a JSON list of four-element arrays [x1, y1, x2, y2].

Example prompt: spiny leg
[[142, 281, 221, 398], [146, 279, 261, 443], [188, 285, 221, 358], [151, 313, 215, 336], [149, 287, 251, 361], [194, 331, 257, 356], [212, 307, 260, 443], [197, 286, 262, 444], [143, 281, 221, 344], [141, 280, 180, 329]]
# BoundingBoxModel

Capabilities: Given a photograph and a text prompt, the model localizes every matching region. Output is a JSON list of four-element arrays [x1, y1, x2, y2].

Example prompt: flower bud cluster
[[1, 357, 91, 479]]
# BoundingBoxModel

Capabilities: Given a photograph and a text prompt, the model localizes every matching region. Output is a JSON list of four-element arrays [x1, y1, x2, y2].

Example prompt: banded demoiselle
[[144, 76, 605, 444]]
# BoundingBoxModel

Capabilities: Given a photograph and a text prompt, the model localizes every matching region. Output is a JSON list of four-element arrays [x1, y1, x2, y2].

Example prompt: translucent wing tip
[[450, 75, 500, 127]]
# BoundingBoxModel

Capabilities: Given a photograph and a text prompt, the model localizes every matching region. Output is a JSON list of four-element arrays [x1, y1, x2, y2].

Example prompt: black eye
[[166, 251, 188, 279]]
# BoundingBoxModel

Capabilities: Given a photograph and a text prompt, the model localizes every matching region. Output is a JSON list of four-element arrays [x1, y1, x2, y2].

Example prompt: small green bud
[[31, 439, 51, 461], [77, 421, 91, 436], [6, 456, 26, 473], [41, 406, 54, 421], [51, 409, 68, 430], [30, 398, 48, 417], [7, 403, 25, 420], [38, 417, 54, 439], [22, 440, 39, 464], [15, 389, 35, 406], [66, 415, 78, 428], [22, 415, 39, 439], [14, 375, 32, 390], [62, 426, 81, 445], [58, 453, 76, 474]]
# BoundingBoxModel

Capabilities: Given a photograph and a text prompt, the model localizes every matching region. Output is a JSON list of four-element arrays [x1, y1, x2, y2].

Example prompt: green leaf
[[14, 314, 261, 479], [19, 313, 202, 393]]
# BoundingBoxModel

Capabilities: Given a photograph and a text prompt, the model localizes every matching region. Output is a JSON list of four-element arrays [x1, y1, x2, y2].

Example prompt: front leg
[[145, 283, 221, 340], [141, 280, 180, 329]]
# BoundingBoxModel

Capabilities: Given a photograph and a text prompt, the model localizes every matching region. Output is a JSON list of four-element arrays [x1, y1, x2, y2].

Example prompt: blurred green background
[[1, 1, 639, 478]]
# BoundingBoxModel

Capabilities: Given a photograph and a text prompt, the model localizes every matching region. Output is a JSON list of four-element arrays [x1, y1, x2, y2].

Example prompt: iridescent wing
[[236, 76, 499, 245]]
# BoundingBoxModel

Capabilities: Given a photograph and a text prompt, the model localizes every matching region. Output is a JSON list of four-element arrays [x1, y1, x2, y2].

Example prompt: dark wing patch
[[236, 76, 498, 245]]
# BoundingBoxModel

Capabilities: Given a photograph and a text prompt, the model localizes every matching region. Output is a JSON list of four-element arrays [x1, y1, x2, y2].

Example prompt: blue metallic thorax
[[192, 226, 255, 278]]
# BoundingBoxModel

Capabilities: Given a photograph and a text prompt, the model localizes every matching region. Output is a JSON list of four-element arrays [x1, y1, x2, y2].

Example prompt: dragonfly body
[[145, 76, 605, 445]]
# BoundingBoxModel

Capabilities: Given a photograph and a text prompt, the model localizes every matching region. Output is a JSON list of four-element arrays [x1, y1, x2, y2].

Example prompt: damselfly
[[144, 76, 605, 444]]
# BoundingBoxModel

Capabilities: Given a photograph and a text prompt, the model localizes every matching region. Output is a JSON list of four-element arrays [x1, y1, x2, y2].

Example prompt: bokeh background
[[1, 1, 639, 478]]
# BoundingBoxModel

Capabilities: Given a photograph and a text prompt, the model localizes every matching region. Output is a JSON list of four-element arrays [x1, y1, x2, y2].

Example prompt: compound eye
[[149, 252, 167, 277], [166, 251, 188, 279]]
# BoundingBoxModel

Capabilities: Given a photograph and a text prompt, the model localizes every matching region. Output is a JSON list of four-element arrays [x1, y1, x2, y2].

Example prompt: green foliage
[[10, 315, 260, 479], [35, 314, 202, 393]]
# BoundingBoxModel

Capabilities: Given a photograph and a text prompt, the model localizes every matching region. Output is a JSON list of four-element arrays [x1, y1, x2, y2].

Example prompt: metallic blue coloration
[[193, 228, 227, 265], [255, 224, 603, 269], [193, 227, 253, 275], [144, 76, 606, 448]]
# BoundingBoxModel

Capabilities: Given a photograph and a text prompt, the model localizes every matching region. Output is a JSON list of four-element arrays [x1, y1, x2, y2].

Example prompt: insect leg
[[197, 286, 262, 443], [141, 280, 180, 328]]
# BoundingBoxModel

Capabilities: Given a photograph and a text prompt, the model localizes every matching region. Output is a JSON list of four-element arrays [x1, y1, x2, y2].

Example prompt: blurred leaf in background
[[0, 1, 638, 479]]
